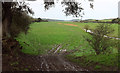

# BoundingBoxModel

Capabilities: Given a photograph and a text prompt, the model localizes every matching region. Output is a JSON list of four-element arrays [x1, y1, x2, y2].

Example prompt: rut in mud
[[16, 52, 88, 71], [31, 45, 88, 71], [3, 43, 88, 71], [28, 55, 87, 71]]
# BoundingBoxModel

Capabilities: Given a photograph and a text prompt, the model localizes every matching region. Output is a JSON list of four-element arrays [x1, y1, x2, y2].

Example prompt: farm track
[[20, 54, 88, 71], [3, 43, 88, 71], [17, 46, 88, 71], [2, 37, 88, 71]]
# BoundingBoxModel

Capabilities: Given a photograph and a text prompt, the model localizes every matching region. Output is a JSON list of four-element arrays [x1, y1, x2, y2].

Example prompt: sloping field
[[16, 22, 94, 55], [16, 22, 118, 70], [16, 21, 118, 55]]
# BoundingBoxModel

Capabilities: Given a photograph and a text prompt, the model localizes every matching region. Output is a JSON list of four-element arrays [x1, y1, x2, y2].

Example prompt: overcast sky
[[26, 0, 119, 20]]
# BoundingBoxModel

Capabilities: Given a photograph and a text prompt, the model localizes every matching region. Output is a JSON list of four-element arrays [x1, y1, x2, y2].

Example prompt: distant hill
[[42, 18, 66, 21], [33, 18, 119, 23], [42, 18, 81, 22], [79, 18, 119, 23], [70, 19, 80, 22]]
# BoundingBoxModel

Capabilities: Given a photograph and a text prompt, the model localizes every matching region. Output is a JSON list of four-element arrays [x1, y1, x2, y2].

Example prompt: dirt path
[[24, 45, 88, 71], [2, 39, 88, 71], [40, 55, 85, 71], [20, 54, 87, 71], [3, 48, 88, 71]]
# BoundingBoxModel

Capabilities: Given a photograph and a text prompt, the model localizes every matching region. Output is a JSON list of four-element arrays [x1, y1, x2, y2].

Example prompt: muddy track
[[21, 54, 88, 71], [28, 45, 88, 71], [15, 47, 88, 71], [2, 39, 88, 71]]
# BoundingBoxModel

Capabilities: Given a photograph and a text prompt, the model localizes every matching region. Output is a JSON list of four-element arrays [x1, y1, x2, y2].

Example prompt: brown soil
[[2, 38, 88, 71], [64, 24, 78, 27], [3, 51, 87, 71]]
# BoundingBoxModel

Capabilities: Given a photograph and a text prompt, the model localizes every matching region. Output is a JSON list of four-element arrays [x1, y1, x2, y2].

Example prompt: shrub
[[84, 24, 90, 32], [85, 24, 115, 55]]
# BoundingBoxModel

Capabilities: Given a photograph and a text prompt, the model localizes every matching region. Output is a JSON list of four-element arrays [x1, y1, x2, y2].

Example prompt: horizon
[[34, 17, 117, 21]]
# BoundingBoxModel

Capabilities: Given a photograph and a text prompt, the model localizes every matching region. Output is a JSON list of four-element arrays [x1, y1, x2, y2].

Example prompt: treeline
[[79, 18, 120, 23], [32, 18, 48, 22], [111, 18, 120, 23]]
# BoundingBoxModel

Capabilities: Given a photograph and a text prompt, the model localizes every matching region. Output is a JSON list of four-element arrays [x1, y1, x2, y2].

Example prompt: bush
[[84, 24, 90, 32], [112, 18, 120, 23], [85, 24, 115, 55]]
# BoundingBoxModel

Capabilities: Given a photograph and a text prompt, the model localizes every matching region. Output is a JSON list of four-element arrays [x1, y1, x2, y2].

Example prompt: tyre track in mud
[[28, 45, 88, 71], [33, 55, 87, 71], [16, 45, 88, 71]]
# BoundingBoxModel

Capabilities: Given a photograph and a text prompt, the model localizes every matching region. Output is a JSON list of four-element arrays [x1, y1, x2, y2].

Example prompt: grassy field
[[16, 22, 94, 55], [16, 21, 118, 70]]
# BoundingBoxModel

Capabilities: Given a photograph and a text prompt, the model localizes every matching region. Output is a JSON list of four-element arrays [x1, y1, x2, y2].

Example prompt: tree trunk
[[2, 15, 12, 38], [2, 2, 12, 38]]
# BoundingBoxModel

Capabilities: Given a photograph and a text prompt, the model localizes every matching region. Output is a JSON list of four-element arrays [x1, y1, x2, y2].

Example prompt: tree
[[85, 24, 114, 55], [2, 0, 93, 38], [10, 12, 33, 37], [0, 2, 2, 39], [37, 18, 42, 22], [2, 2, 34, 38], [44, 0, 94, 17], [112, 18, 120, 23]]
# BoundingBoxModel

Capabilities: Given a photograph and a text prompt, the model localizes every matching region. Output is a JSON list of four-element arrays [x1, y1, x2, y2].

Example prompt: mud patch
[[64, 24, 78, 27]]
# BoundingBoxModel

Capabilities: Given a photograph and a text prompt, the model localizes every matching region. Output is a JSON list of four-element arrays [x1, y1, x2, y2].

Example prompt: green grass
[[16, 21, 118, 69], [65, 53, 118, 70], [16, 21, 118, 55], [62, 22, 118, 37], [85, 54, 118, 66], [16, 22, 94, 55], [94, 65, 101, 69]]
